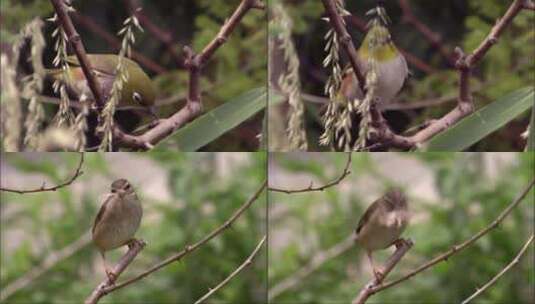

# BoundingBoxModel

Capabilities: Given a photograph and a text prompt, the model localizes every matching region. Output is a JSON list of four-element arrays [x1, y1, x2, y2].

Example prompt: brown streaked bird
[[354, 188, 409, 281], [92, 179, 142, 281]]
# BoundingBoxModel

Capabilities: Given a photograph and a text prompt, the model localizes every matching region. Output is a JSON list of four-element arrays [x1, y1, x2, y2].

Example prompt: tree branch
[[323, 0, 531, 151], [50, 0, 106, 111], [359, 178, 534, 302], [114, 0, 265, 150], [86, 180, 266, 302], [371, 0, 531, 150], [0, 153, 84, 194], [461, 234, 534, 304], [194, 235, 267, 304], [124, 0, 185, 68], [268, 153, 351, 194], [352, 239, 414, 304], [398, 0, 456, 67], [85, 239, 147, 304], [72, 11, 167, 74]]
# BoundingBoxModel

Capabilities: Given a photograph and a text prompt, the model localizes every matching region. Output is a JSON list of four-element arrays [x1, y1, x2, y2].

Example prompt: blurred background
[[269, 0, 534, 151], [268, 152, 534, 303], [0, 152, 266, 303], [1, 0, 266, 151]]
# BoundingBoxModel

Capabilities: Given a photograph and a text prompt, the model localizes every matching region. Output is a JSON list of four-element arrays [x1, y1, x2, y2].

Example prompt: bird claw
[[393, 238, 406, 249], [373, 267, 385, 281], [105, 269, 117, 283]]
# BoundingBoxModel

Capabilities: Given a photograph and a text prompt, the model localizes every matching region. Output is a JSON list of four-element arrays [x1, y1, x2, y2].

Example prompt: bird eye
[[133, 92, 142, 103], [111, 189, 116, 193], [124, 184, 131, 190]]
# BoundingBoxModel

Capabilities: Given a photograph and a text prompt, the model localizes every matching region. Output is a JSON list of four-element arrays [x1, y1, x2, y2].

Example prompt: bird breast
[[93, 193, 142, 251]]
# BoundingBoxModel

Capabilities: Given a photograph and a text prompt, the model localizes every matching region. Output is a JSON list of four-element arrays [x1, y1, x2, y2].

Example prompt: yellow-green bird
[[48, 54, 157, 132], [339, 22, 408, 110]]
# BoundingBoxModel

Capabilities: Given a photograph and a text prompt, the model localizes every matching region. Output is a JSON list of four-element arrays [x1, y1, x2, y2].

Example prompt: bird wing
[[92, 193, 114, 235], [355, 197, 383, 235]]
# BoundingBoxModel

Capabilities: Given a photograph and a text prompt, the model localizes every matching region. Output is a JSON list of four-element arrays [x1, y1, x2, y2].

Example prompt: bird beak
[[117, 189, 126, 198]]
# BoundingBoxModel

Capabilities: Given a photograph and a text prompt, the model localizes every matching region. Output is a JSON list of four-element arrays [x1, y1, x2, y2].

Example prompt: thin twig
[[361, 178, 535, 300], [85, 239, 147, 304], [89, 180, 266, 302], [72, 11, 167, 74], [124, 0, 185, 68], [269, 153, 351, 194], [268, 236, 354, 300], [398, 0, 455, 67], [0, 232, 91, 302], [461, 234, 534, 304], [352, 239, 414, 304], [115, 0, 265, 150], [0, 153, 84, 194], [194, 235, 267, 304]]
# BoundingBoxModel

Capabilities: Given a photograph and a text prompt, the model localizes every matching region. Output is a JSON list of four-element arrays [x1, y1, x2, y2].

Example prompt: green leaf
[[424, 86, 534, 151], [527, 103, 535, 151], [154, 88, 266, 151]]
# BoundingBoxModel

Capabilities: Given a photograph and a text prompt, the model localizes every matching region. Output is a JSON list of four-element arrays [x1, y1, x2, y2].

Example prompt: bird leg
[[100, 251, 117, 283], [392, 238, 407, 249], [366, 250, 384, 281]]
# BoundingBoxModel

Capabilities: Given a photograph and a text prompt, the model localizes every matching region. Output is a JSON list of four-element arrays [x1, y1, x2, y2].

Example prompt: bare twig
[[352, 239, 414, 304], [269, 153, 351, 194], [115, 0, 265, 150], [72, 11, 166, 74], [461, 234, 534, 304], [124, 0, 185, 68], [398, 0, 455, 67], [87, 180, 266, 302], [360, 178, 534, 301], [268, 236, 354, 300], [0, 153, 84, 194], [0, 232, 91, 302], [194, 235, 267, 304], [85, 239, 147, 304]]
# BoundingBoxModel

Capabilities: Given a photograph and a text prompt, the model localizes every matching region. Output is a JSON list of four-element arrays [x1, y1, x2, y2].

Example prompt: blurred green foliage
[[272, 0, 534, 151], [0, 152, 266, 303], [1, 0, 266, 151], [269, 152, 534, 303]]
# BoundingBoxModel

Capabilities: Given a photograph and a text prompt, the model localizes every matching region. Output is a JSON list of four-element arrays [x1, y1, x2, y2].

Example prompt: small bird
[[47, 54, 157, 134], [354, 188, 409, 281], [48, 54, 156, 109], [92, 179, 143, 281], [338, 17, 409, 110]]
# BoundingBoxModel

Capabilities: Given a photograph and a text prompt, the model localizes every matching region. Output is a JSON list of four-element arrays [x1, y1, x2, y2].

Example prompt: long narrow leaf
[[154, 88, 266, 151], [424, 86, 534, 151], [527, 102, 535, 151]]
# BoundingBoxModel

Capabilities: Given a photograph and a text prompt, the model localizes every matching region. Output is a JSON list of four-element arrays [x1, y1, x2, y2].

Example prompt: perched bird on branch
[[47, 54, 157, 135], [354, 188, 410, 281], [92, 179, 143, 281]]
